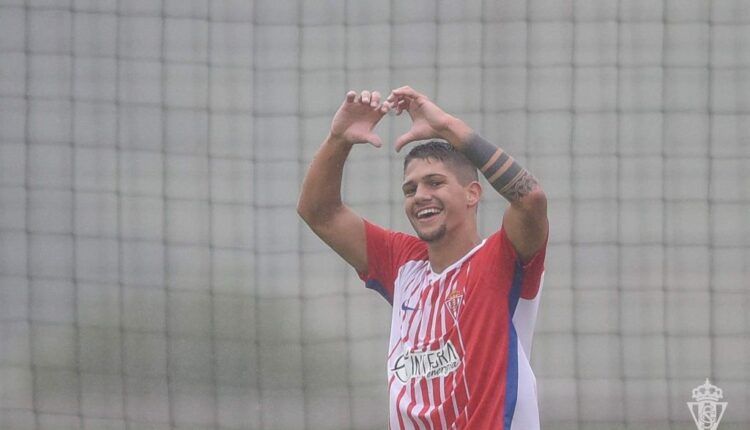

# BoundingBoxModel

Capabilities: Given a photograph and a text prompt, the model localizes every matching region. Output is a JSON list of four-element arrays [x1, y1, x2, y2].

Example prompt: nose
[[413, 183, 431, 202]]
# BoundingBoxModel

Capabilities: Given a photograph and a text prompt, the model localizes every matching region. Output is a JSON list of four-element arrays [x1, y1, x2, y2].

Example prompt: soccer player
[[297, 87, 548, 429]]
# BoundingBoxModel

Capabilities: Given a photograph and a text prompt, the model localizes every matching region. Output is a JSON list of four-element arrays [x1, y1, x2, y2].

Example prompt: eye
[[403, 187, 415, 197]]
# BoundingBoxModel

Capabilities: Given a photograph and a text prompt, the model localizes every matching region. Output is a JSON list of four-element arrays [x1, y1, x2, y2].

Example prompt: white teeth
[[417, 208, 440, 218]]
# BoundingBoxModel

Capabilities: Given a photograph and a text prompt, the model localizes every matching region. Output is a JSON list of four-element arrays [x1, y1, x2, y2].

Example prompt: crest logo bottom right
[[687, 379, 727, 430]]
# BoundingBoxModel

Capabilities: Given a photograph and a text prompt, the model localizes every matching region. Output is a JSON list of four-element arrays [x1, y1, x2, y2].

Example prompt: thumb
[[366, 133, 383, 148], [394, 129, 420, 152]]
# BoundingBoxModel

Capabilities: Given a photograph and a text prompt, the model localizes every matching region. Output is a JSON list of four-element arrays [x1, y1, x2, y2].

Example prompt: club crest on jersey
[[390, 341, 461, 383], [444, 290, 464, 320]]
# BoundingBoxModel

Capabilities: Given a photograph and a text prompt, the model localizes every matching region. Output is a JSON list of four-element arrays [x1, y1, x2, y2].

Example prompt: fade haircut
[[403, 140, 479, 185]]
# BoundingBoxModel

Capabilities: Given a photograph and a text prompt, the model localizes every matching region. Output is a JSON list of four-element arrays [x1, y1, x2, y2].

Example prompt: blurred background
[[0, 0, 748, 429]]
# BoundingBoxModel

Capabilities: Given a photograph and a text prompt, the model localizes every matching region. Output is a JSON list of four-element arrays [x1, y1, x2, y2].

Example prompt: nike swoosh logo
[[401, 301, 419, 312]]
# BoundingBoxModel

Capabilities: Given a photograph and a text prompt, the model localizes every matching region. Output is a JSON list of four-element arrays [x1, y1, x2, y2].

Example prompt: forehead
[[403, 158, 456, 182]]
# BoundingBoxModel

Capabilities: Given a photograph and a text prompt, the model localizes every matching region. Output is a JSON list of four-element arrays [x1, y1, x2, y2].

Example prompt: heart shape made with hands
[[333, 87, 453, 152]]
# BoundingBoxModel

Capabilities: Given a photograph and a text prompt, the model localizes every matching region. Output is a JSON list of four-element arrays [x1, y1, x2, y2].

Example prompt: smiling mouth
[[416, 208, 442, 220]]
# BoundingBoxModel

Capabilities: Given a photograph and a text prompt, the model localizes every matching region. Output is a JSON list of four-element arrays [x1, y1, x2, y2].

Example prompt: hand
[[386, 86, 455, 152], [330, 90, 389, 147]]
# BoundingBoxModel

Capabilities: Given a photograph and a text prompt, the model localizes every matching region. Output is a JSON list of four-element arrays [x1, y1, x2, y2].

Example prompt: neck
[[427, 226, 481, 274]]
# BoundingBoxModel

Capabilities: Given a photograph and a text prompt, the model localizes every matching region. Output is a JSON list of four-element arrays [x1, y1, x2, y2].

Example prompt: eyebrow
[[401, 173, 448, 190]]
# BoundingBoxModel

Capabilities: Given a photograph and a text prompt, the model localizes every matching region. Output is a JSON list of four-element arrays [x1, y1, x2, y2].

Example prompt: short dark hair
[[403, 140, 478, 185]]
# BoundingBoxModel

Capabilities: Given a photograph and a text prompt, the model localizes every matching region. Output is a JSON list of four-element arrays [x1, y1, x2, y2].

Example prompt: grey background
[[0, 0, 748, 429]]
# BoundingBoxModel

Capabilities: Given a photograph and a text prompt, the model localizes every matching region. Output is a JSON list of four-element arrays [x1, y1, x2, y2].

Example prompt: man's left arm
[[459, 128, 548, 263]]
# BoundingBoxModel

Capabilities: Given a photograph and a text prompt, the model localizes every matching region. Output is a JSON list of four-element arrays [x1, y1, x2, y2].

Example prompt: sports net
[[0, 0, 748, 429]]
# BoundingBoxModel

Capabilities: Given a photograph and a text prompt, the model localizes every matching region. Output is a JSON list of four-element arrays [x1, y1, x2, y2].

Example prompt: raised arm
[[387, 86, 548, 261], [297, 90, 389, 273]]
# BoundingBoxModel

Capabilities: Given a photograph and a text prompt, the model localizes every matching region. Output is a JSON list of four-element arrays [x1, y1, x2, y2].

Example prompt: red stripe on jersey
[[415, 281, 448, 422], [445, 368, 459, 425], [405, 382, 420, 428], [395, 386, 407, 429], [404, 289, 432, 428]]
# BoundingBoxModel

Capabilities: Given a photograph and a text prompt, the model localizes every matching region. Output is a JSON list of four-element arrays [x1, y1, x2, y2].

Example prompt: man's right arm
[[297, 134, 368, 273], [297, 90, 388, 274]]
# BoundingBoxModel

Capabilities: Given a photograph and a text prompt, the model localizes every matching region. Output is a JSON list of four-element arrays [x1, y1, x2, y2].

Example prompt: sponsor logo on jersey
[[401, 300, 419, 312], [390, 341, 461, 383]]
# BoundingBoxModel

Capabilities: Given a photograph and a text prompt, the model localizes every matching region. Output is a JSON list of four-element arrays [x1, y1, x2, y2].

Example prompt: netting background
[[1, 0, 749, 429]]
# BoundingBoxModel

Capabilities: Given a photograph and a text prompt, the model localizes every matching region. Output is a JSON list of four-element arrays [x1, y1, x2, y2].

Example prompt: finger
[[346, 90, 356, 103], [396, 99, 409, 115], [391, 86, 420, 100], [394, 129, 419, 152], [387, 95, 403, 107], [386, 93, 411, 112], [370, 91, 381, 107], [386, 91, 407, 104], [360, 90, 371, 105]]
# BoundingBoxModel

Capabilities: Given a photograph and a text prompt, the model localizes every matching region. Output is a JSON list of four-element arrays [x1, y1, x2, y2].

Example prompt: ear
[[466, 181, 482, 208]]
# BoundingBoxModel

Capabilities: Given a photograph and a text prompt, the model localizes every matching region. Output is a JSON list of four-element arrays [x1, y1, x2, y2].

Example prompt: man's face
[[402, 158, 474, 243]]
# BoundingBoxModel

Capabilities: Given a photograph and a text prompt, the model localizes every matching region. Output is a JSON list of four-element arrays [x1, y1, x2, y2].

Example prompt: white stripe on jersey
[[509, 273, 544, 430]]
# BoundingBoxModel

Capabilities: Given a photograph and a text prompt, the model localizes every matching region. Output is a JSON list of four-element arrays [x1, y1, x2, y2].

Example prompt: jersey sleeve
[[487, 228, 548, 300], [357, 220, 426, 305]]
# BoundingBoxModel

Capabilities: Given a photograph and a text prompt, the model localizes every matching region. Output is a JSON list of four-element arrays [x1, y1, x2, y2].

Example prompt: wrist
[[326, 132, 354, 148], [440, 116, 474, 151]]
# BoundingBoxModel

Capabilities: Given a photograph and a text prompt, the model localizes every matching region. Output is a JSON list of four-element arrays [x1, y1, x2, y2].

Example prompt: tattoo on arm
[[463, 133, 539, 202]]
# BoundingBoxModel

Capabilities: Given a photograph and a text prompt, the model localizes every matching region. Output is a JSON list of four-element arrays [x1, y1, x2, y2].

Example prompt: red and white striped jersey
[[359, 221, 546, 430]]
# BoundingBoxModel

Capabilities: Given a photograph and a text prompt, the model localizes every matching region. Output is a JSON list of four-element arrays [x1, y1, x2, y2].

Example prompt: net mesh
[[0, 0, 748, 429]]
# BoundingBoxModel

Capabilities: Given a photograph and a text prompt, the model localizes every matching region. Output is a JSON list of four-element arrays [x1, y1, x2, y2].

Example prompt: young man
[[297, 87, 548, 429]]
